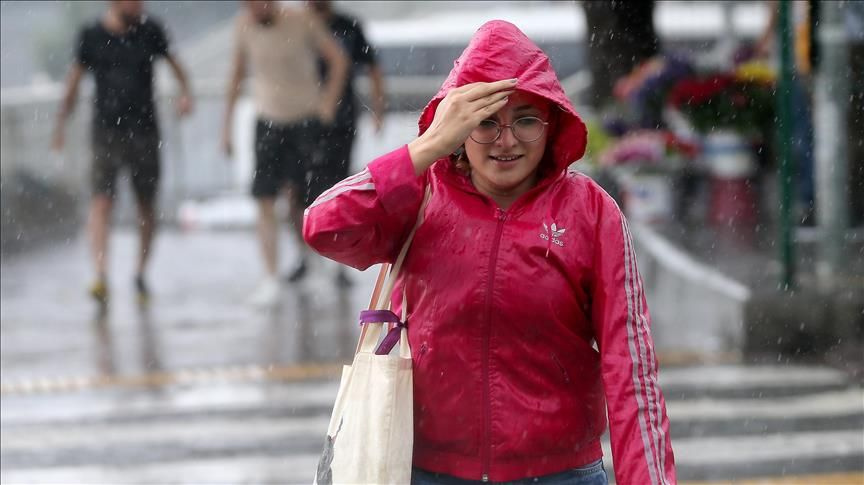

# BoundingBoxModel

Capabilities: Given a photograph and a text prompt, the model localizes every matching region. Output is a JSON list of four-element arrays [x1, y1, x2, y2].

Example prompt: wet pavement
[[2, 229, 862, 484], [0, 227, 372, 483], [1, 229, 376, 385]]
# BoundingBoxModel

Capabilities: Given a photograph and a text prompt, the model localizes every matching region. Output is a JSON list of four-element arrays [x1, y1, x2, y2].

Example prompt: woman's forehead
[[505, 90, 551, 113]]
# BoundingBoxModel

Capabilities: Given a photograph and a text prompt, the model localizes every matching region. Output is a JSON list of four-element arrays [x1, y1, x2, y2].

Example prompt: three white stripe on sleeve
[[305, 168, 375, 213], [621, 213, 669, 485]]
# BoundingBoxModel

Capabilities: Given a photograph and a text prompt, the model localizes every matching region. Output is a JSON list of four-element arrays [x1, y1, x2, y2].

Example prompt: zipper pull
[[496, 208, 507, 222], [481, 473, 489, 482]]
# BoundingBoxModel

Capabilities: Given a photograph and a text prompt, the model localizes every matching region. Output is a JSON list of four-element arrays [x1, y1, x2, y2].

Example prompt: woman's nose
[[495, 124, 518, 148]]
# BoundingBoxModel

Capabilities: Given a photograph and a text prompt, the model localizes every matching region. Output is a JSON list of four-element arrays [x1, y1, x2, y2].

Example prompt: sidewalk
[[652, 218, 864, 381]]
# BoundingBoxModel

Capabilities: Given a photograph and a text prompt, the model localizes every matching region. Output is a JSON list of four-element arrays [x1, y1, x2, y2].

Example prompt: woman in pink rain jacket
[[304, 20, 676, 485]]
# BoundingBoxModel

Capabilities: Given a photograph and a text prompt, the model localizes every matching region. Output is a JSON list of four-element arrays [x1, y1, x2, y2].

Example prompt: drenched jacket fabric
[[304, 20, 676, 484]]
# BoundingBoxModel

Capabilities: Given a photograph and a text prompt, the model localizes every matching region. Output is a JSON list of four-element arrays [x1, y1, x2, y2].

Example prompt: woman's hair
[[450, 146, 471, 175]]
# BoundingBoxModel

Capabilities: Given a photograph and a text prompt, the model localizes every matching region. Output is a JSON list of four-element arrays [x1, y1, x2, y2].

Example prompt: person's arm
[[368, 63, 386, 133], [406, 80, 515, 175], [756, 0, 779, 58], [303, 145, 426, 269], [304, 79, 516, 267], [222, 19, 247, 157], [165, 54, 192, 117], [353, 23, 386, 133], [589, 190, 676, 485], [308, 16, 348, 124], [148, 21, 191, 118], [52, 62, 85, 152]]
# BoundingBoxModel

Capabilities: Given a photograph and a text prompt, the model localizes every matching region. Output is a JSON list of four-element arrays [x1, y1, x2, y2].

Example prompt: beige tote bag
[[314, 188, 430, 485]]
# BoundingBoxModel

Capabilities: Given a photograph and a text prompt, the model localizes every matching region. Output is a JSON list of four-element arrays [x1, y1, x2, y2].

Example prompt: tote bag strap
[[356, 184, 432, 355]]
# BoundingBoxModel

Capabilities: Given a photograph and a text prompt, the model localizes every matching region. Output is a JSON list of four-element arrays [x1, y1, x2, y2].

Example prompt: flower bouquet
[[599, 130, 698, 169], [666, 62, 775, 138]]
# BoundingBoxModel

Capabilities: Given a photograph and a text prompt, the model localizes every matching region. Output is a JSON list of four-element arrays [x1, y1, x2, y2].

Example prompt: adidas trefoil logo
[[540, 222, 566, 247]]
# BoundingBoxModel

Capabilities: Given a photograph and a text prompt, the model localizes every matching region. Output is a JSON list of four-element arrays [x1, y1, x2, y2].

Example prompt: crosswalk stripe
[[2, 363, 848, 397], [1, 416, 332, 450], [5, 383, 858, 430], [659, 365, 849, 388], [671, 430, 864, 465], [0, 453, 322, 485], [0, 362, 344, 396], [3, 423, 861, 473], [667, 388, 864, 419], [684, 472, 864, 485], [1, 366, 860, 482]]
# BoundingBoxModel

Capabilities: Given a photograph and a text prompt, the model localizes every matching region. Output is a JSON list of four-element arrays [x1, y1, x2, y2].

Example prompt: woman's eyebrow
[[513, 104, 541, 113]]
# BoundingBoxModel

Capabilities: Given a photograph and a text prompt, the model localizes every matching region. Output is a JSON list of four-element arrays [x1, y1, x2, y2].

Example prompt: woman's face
[[464, 90, 552, 202]]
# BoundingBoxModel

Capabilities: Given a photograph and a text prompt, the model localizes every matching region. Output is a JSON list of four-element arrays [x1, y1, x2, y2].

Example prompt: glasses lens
[[471, 120, 500, 144], [513, 117, 545, 142]]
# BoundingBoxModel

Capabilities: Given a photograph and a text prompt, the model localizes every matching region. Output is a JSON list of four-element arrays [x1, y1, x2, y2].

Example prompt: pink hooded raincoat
[[304, 20, 676, 484]]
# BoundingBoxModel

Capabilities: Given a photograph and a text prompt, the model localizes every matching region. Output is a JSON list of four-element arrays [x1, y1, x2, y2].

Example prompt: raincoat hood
[[419, 20, 588, 178]]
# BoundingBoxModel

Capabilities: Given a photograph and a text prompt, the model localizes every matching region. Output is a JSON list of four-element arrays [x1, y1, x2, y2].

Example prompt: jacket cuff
[[368, 144, 425, 216]]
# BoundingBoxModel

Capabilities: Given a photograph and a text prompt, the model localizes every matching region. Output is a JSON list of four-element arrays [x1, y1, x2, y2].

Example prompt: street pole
[[814, 1, 850, 290], [776, 0, 795, 290]]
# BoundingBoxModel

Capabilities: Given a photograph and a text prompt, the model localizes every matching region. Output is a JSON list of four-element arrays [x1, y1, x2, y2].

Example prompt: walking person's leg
[[322, 125, 356, 287], [283, 182, 309, 282], [249, 196, 281, 306], [88, 194, 113, 302], [289, 121, 355, 285], [88, 129, 119, 304], [134, 198, 156, 303], [283, 117, 325, 283], [248, 120, 284, 306], [135, 199, 156, 280], [129, 130, 162, 304], [257, 196, 280, 277]]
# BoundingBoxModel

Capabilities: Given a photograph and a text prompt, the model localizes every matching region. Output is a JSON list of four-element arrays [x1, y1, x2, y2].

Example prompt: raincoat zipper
[[482, 208, 507, 481]]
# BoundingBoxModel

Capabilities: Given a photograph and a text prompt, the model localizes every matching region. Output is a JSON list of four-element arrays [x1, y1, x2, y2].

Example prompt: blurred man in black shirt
[[52, 0, 192, 305], [306, 0, 386, 287]]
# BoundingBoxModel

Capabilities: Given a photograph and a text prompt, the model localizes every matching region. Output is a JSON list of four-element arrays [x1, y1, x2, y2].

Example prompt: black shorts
[[91, 128, 161, 202], [252, 117, 321, 202], [306, 124, 356, 205]]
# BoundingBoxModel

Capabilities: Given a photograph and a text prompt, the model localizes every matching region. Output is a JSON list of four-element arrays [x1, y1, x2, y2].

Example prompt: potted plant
[[664, 62, 776, 241]]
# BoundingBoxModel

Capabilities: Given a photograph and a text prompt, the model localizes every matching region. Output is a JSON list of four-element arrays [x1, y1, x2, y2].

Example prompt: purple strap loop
[[358, 310, 401, 326], [374, 321, 407, 355], [358, 310, 407, 355]]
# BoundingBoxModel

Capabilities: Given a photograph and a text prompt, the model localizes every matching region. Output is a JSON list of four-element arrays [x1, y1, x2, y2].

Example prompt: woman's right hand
[[408, 79, 516, 175]]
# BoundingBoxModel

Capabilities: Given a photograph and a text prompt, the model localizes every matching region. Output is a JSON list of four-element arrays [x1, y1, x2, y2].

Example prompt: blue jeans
[[412, 459, 608, 485]]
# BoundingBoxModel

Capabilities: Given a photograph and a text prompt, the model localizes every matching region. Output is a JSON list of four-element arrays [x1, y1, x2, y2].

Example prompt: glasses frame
[[469, 116, 550, 144]]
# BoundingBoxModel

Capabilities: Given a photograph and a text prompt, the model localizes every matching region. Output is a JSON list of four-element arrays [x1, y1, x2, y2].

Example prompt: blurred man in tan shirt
[[223, 0, 347, 306]]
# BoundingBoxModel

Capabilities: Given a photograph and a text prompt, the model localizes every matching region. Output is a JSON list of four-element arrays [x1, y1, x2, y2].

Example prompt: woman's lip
[[490, 155, 523, 162]]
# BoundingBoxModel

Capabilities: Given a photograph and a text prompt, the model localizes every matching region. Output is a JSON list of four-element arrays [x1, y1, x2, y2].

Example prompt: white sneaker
[[248, 277, 280, 307]]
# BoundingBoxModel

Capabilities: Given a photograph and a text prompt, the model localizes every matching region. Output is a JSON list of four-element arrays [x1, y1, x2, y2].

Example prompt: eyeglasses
[[469, 116, 549, 144]]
